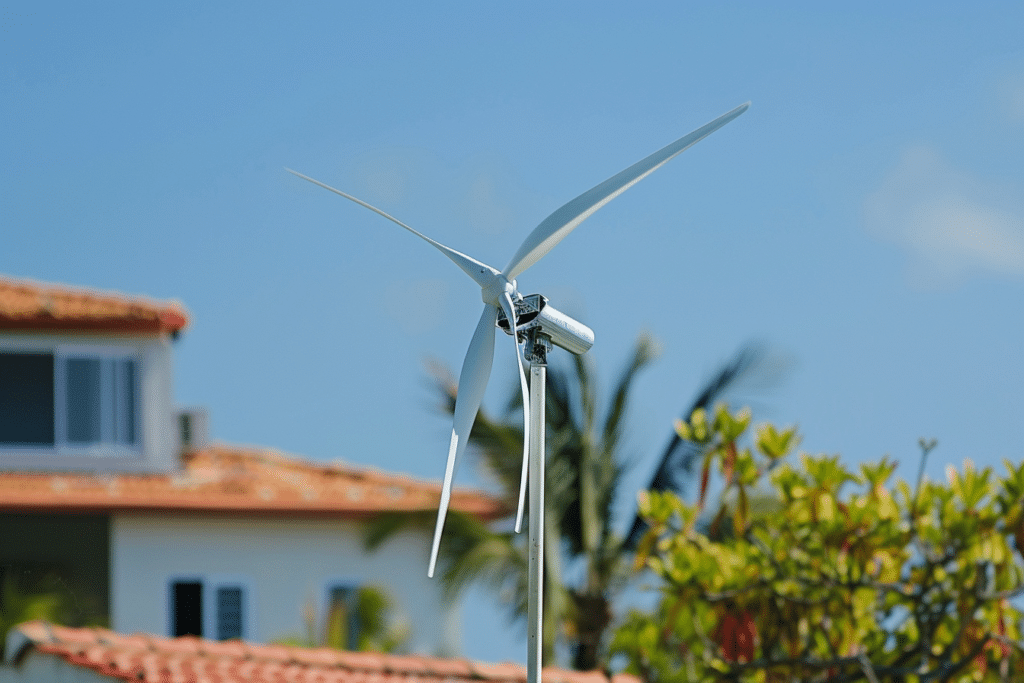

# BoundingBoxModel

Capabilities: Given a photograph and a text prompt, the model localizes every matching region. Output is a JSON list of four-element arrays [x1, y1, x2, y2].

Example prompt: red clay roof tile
[[0, 275, 188, 334], [0, 444, 503, 519], [8, 622, 639, 683]]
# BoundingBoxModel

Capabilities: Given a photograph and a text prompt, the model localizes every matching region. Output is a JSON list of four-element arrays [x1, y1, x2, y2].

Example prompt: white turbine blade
[[287, 169, 500, 289], [428, 304, 499, 578], [499, 294, 531, 535], [503, 102, 750, 280]]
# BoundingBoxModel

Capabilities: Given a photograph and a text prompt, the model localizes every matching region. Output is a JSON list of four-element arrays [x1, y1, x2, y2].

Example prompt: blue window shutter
[[216, 585, 244, 640]]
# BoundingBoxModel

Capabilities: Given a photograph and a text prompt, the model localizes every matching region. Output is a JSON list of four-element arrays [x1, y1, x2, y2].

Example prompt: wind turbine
[[289, 101, 749, 676]]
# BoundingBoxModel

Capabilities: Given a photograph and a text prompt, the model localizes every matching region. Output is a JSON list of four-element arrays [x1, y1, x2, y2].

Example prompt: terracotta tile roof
[[0, 444, 504, 519], [6, 622, 637, 683], [0, 275, 188, 334]]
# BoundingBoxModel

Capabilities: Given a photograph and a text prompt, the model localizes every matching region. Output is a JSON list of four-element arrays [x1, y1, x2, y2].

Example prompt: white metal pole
[[527, 362, 546, 683]]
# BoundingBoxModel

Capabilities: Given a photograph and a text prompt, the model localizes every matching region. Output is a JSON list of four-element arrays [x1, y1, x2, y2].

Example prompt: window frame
[[0, 341, 142, 457], [167, 574, 254, 641]]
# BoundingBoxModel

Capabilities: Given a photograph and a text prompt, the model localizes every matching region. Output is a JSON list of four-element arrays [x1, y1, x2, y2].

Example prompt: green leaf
[[714, 404, 751, 442], [755, 423, 798, 461], [690, 407, 710, 442]]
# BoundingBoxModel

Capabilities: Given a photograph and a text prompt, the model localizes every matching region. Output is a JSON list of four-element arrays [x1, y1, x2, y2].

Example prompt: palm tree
[[366, 337, 769, 669]]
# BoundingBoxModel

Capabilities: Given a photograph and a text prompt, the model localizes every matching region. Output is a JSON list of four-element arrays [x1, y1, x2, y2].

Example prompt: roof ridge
[[201, 443, 500, 496], [0, 442, 506, 519], [0, 274, 189, 333], [0, 274, 186, 311], [10, 621, 641, 683]]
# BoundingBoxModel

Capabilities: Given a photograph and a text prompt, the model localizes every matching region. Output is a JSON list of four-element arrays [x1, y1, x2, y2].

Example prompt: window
[[215, 585, 244, 640], [0, 353, 54, 445], [65, 357, 137, 446], [171, 581, 203, 637], [325, 584, 361, 650], [169, 578, 248, 640], [0, 349, 139, 452]]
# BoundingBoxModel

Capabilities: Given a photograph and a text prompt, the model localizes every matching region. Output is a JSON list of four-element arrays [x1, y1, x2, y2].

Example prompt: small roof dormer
[[1, 276, 186, 474]]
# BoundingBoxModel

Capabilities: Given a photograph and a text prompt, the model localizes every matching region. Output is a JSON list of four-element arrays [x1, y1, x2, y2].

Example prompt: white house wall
[[110, 513, 461, 656], [139, 337, 176, 472]]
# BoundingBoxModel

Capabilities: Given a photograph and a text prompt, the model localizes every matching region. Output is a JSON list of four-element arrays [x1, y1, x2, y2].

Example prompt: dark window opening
[[0, 352, 55, 445], [172, 581, 203, 637]]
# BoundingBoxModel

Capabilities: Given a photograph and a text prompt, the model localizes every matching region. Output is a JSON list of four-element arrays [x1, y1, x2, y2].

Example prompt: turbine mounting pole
[[524, 329, 550, 683]]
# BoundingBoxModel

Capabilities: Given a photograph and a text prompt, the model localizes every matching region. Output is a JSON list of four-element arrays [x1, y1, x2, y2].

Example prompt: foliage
[[623, 344, 768, 548], [273, 586, 408, 654], [612, 406, 1024, 683], [0, 572, 66, 659], [326, 585, 408, 653]]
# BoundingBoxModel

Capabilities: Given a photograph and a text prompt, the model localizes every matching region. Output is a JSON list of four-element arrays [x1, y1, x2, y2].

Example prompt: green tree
[[623, 345, 768, 548], [613, 406, 1024, 683], [368, 338, 769, 670]]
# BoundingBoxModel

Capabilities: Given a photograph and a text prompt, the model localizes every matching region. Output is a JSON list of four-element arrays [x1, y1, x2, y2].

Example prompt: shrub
[[612, 407, 1024, 683]]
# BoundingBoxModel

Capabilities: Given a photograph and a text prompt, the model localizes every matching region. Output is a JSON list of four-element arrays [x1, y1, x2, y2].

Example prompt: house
[[1, 621, 637, 683], [0, 275, 502, 655]]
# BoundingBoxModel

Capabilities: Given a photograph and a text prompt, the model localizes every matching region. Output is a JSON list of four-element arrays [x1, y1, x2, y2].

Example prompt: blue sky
[[4, 0, 1024, 664]]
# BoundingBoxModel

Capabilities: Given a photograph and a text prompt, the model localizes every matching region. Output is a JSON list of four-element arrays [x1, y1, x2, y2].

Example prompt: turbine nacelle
[[496, 294, 594, 357]]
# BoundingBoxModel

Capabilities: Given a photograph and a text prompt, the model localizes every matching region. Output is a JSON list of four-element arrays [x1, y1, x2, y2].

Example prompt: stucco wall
[[110, 513, 461, 655]]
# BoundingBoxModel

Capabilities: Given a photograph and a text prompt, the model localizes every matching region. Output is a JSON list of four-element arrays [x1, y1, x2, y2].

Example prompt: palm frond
[[601, 333, 659, 459], [364, 512, 429, 551]]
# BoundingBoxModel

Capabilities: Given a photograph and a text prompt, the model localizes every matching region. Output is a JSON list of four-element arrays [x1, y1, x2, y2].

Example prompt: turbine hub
[[481, 275, 517, 306]]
